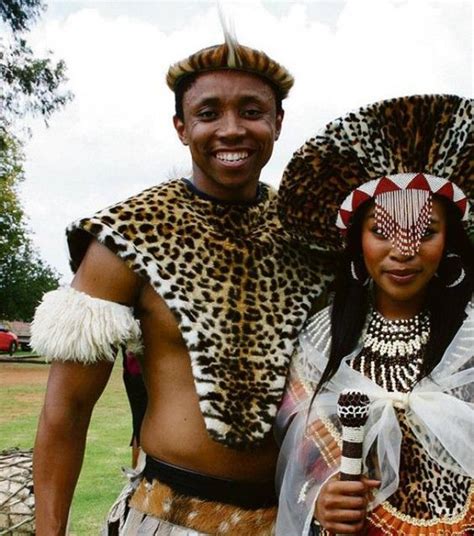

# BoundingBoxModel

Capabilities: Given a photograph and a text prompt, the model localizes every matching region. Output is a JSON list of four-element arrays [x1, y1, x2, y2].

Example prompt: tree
[[0, 237, 59, 322], [0, 0, 43, 32], [0, 132, 59, 321], [0, 135, 25, 264], [1, 0, 72, 142], [0, 0, 69, 321]]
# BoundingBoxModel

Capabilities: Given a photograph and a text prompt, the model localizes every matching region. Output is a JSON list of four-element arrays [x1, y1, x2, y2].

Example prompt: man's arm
[[33, 239, 142, 535], [34, 360, 113, 534]]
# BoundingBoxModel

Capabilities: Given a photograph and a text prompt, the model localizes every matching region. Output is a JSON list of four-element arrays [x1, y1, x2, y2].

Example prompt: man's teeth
[[215, 152, 249, 162]]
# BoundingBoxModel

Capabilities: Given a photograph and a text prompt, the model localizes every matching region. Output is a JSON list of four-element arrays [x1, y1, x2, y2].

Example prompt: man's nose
[[217, 112, 245, 138]]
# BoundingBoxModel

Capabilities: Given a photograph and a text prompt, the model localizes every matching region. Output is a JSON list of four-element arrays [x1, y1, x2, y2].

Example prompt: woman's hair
[[314, 196, 474, 395]]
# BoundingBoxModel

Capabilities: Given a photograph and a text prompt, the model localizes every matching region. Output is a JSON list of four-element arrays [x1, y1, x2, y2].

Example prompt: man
[[32, 34, 332, 535]]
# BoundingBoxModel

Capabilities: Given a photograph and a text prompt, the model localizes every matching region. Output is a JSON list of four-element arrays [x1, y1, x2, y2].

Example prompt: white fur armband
[[31, 287, 142, 363]]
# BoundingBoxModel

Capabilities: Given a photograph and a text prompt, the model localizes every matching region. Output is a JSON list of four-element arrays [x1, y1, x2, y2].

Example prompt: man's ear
[[274, 109, 284, 141], [173, 115, 188, 146]]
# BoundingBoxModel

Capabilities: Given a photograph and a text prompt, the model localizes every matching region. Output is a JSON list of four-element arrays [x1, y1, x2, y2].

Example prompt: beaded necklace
[[349, 308, 431, 392]]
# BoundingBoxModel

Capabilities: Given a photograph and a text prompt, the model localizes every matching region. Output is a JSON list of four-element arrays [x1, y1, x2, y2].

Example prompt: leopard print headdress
[[166, 10, 294, 99], [279, 95, 473, 253]]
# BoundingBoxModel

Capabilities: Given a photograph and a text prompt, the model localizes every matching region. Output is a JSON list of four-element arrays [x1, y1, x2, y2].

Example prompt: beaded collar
[[350, 308, 431, 392]]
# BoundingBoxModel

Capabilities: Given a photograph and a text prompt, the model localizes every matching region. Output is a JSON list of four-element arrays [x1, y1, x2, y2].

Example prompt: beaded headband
[[278, 95, 473, 253], [337, 173, 469, 255]]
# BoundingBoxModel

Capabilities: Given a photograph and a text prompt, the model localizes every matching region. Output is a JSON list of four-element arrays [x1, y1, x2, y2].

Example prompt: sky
[[19, 0, 473, 281]]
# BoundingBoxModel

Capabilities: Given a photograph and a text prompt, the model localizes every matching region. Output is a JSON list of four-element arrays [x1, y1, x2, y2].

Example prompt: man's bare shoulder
[[72, 238, 142, 306]]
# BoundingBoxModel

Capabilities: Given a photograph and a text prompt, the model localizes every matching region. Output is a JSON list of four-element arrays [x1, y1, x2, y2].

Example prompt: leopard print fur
[[348, 331, 473, 527], [67, 179, 334, 448], [278, 95, 473, 249], [387, 412, 472, 520]]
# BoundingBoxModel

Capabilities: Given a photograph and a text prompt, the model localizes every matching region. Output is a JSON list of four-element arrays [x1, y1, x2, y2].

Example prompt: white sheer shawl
[[275, 300, 474, 536]]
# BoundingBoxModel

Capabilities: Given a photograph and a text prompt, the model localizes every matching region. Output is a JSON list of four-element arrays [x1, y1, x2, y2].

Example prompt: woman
[[275, 95, 473, 535]]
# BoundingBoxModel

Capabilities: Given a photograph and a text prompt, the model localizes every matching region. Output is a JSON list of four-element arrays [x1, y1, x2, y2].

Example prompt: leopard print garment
[[303, 306, 473, 532], [350, 335, 473, 528], [67, 178, 334, 449], [389, 413, 472, 520]]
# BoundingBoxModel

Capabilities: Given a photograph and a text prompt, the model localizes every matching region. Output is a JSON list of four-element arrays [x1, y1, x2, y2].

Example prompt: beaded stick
[[337, 390, 371, 481]]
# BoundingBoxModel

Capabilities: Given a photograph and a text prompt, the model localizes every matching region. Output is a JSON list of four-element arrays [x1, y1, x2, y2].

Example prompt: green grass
[[0, 349, 38, 358], [0, 361, 132, 535]]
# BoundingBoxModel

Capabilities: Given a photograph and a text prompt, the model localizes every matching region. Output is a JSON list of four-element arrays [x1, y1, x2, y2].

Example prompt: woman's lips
[[384, 269, 420, 284]]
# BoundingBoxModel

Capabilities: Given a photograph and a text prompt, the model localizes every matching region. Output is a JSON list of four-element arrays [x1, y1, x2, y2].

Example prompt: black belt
[[143, 455, 277, 510]]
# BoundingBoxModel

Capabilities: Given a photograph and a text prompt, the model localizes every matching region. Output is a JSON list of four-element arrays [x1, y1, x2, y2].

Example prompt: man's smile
[[214, 150, 251, 163]]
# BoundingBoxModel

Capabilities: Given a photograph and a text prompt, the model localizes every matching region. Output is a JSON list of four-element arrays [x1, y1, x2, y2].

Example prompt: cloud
[[20, 0, 472, 280]]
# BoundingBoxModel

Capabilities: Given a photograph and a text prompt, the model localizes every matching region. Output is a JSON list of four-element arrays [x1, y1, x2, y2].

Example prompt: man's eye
[[242, 109, 262, 118], [198, 110, 217, 119]]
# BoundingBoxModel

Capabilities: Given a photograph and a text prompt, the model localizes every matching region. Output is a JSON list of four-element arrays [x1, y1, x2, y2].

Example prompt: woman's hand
[[314, 475, 380, 534]]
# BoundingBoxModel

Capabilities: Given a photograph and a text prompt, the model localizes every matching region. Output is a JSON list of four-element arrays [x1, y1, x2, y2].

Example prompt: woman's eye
[[371, 226, 384, 237], [422, 227, 436, 239]]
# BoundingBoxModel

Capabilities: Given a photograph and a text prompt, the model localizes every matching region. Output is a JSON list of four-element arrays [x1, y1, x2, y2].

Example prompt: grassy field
[[0, 360, 131, 535]]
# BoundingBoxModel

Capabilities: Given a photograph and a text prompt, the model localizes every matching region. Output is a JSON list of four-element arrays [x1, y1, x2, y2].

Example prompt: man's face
[[173, 70, 283, 202]]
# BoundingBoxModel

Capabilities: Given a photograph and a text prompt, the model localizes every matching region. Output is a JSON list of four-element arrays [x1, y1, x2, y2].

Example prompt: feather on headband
[[166, 10, 293, 98]]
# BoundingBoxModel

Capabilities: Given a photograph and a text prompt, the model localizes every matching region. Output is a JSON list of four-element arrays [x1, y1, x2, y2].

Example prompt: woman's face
[[361, 198, 447, 318]]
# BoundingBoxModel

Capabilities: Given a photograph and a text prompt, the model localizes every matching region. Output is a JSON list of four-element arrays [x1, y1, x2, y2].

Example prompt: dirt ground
[[0, 363, 50, 387], [0, 363, 50, 424]]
